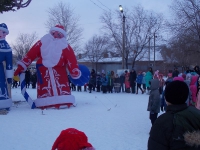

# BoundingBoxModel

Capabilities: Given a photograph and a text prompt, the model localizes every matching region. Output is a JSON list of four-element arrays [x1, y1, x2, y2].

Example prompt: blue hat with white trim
[[0, 23, 9, 34]]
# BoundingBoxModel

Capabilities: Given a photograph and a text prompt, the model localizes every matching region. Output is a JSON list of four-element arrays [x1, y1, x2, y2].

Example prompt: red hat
[[52, 128, 94, 150], [50, 25, 67, 38]]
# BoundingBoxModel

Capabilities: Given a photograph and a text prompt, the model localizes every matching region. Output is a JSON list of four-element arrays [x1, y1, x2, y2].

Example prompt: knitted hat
[[0, 23, 9, 34], [52, 128, 94, 150], [165, 81, 189, 105], [50, 25, 67, 38]]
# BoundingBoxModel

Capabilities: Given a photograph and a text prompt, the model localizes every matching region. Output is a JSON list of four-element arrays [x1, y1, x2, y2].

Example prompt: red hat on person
[[52, 128, 95, 150], [50, 25, 67, 38]]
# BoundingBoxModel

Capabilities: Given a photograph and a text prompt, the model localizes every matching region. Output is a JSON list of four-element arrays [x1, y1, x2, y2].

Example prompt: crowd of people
[[12, 68, 37, 89]]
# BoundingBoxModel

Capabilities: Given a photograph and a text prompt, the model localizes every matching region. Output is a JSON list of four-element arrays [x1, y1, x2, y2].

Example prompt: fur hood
[[184, 130, 200, 148]]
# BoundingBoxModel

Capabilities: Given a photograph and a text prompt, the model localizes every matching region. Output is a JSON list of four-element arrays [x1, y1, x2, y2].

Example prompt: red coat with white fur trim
[[17, 40, 81, 108]]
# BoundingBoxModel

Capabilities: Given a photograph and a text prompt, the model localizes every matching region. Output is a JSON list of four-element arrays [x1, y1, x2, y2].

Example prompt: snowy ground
[[0, 87, 159, 150]]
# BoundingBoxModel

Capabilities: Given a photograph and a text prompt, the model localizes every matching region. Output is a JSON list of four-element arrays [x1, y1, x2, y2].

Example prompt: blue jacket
[[101, 76, 107, 86], [136, 74, 143, 84]]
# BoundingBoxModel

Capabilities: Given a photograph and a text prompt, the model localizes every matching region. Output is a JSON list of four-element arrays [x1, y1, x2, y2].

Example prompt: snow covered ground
[[0, 87, 159, 150]]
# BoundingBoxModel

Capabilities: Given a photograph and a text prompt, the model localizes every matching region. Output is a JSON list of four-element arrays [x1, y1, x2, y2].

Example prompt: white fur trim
[[6, 69, 13, 78], [17, 61, 27, 72], [0, 98, 12, 109], [34, 95, 75, 107], [50, 27, 67, 38]]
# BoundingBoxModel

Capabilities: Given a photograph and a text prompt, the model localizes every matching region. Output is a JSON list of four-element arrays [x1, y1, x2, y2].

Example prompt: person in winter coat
[[172, 67, 179, 77], [30, 72, 37, 89], [96, 72, 102, 92], [142, 72, 146, 93], [148, 81, 200, 150], [124, 70, 131, 93], [25, 68, 31, 88], [113, 74, 120, 93], [106, 71, 114, 93], [194, 65, 200, 75], [136, 71, 144, 94], [147, 78, 160, 125], [189, 75, 199, 106], [119, 72, 125, 92], [145, 67, 153, 94], [101, 73, 107, 93], [129, 69, 137, 93], [88, 74, 96, 93], [90, 69, 96, 91]]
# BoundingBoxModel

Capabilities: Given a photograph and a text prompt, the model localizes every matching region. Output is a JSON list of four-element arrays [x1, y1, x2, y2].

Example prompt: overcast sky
[[1, 0, 173, 45]]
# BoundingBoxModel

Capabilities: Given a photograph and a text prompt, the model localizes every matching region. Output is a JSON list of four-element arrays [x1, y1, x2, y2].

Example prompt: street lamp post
[[119, 5, 125, 69], [153, 33, 157, 68]]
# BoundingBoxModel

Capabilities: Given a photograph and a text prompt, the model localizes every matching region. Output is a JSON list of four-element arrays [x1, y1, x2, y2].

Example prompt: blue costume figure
[[0, 23, 13, 110]]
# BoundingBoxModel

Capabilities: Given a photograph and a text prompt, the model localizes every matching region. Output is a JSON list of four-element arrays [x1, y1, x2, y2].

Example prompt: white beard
[[40, 34, 68, 67]]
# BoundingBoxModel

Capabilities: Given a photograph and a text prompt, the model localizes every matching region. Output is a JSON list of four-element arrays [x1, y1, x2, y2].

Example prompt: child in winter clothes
[[124, 70, 130, 93], [96, 73, 102, 92], [147, 79, 160, 125], [142, 72, 146, 93], [101, 73, 108, 93], [136, 71, 144, 94]]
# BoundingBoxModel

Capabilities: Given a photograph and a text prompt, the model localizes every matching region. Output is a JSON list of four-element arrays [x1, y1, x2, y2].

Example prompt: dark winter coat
[[129, 70, 137, 86], [25, 69, 31, 83], [114, 76, 120, 84], [88, 75, 96, 86], [194, 66, 200, 75], [147, 79, 160, 113], [120, 74, 125, 84], [148, 104, 200, 150], [96, 74, 102, 86], [30, 73, 37, 83], [172, 70, 179, 77]]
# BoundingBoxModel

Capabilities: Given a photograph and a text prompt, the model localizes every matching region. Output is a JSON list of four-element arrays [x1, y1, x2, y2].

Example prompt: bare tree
[[84, 35, 109, 71], [169, 0, 200, 45], [12, 32, 38, 64], [0, 0, 32, 13], [160, 0, 200, 67], [45, 2, 83, 53], [100, 5, 163, 69]]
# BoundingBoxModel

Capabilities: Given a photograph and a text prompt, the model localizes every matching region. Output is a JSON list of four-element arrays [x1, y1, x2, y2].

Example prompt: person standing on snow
[[148, 81, 200, 150], [147, 78, 160, 125], [145, 67, 153, 94], [14, 25, 84, 109], [129, 68, 137, 94]]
